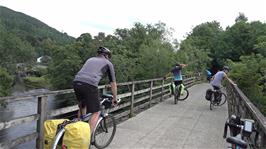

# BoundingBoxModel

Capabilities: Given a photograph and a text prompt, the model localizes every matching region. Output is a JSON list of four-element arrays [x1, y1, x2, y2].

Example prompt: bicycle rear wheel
[[178, 88, 189, 101], [51, 128, 65, 149], [93, 114, 116, 149], [217, 92, 227, 106]]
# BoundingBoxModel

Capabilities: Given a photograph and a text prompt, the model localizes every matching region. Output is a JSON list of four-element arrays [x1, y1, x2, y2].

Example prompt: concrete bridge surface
[[104, 83, 228, 149]]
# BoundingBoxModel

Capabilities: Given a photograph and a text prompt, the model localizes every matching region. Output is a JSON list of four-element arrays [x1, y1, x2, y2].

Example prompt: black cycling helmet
[[97, 46, 111, 58], [223, 66, 230, 71]]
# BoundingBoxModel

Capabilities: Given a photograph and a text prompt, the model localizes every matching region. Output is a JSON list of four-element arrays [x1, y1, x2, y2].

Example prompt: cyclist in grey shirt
[[73, 47, 117, 131], [210, 66, 236, 100]]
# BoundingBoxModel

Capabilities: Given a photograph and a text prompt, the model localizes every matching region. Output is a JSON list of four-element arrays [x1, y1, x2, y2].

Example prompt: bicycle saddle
[[226, 137, 247, 148], [102, 93, 113, 99]]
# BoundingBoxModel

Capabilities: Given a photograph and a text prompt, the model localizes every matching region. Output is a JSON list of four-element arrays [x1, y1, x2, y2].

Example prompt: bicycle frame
[[174, 83, 185, 96]]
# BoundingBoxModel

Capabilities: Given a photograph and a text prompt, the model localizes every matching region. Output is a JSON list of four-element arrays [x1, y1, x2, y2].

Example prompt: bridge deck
[[105, 83, 228, 149]]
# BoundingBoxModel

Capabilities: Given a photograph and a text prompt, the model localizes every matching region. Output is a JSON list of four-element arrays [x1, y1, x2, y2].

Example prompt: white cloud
[[1, 0, 266, 41]]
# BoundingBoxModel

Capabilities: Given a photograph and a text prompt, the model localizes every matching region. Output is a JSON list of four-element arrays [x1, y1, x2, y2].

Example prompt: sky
[[1, 0, 266, 41]]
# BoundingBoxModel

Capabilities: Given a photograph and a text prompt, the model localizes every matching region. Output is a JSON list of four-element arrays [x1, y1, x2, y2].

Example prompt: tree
[[229, 54, 266, 114], [0, 67, 13, 97], [181, 21, 223, 51], [254, 36, 266, 57], [235, 13, 248, 23], [48, 45, 82, 89]]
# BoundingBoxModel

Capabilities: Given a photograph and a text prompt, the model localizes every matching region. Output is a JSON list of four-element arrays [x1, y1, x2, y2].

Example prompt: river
[[0, 89, 56, 149]]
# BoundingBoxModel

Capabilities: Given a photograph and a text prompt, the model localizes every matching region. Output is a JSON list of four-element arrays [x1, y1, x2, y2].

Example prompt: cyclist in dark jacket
[[73, 47, 118, 131]]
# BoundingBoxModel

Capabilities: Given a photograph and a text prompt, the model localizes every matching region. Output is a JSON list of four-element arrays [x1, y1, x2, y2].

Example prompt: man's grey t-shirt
[[210, 71, 225, 87], [74, 56, 116, 87]]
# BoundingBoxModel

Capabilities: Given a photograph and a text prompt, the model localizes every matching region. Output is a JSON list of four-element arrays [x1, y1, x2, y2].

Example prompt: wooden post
[[130, 82, 135, 117], [149, 81, 153, 107], [160, 79, 164, 102], [36, 96, 48, 149]]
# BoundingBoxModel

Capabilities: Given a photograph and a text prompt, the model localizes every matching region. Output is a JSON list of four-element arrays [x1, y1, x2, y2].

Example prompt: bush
[[0, 67, 13, 97], [23, 76, 49, 89]]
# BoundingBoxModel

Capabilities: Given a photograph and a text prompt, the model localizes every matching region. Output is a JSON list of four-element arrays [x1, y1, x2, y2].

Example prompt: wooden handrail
[[0, 74, 201, 148], [226, 83, 266, 148]]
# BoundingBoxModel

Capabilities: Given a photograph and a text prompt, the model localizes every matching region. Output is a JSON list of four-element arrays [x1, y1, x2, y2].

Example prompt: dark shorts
[[212, 85, 221, 100], [212, 85, 220, 91], [174, 80, 183, 86], [73, 81, 100, 113]]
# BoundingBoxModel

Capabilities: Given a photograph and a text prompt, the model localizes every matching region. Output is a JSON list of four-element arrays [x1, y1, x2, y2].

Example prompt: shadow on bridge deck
[[103, 83, 228, 149]]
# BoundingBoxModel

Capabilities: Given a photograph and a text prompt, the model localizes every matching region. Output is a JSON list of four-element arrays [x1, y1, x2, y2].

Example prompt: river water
[[0, 89, 56, 149]]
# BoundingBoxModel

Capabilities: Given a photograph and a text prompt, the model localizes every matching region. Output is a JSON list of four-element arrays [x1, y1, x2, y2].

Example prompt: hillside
[[0, 6, 76, 74], [0, 6, 75, 45], [0, 6, 77, 96]]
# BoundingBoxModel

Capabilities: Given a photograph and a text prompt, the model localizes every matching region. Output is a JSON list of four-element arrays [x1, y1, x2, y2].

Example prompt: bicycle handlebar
[[223, 115, 259, 147], [100, 95, 121, 104]]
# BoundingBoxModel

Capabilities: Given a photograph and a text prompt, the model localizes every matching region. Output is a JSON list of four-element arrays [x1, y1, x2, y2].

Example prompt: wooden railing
[[0, 74, 201, 149], [226, 83, 266, 149]]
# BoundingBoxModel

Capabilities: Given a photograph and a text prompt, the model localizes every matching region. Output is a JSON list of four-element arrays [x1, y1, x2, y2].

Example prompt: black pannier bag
[[205, 89, 213, 101]]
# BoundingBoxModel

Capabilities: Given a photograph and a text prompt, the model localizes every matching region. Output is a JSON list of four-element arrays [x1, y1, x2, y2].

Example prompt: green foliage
[[0, 67, 13, 97], [1, 7, 265, 116], [0, 31, 35, 73], [254, 35, 266, 57], [182, 21, 223, 51], [48, 45, 82, 89], [229, 54, 266, 115], [137, 40, 175, 79], [180, 15, 266, 115], [23, 76, 49, 89], [0, 6, 74, 74], [235, 13, 248, 23]]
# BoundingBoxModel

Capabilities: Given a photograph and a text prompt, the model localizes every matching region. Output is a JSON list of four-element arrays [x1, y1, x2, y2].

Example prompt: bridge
[[0, 75, 266, 149], [105, 83, 227, 149]]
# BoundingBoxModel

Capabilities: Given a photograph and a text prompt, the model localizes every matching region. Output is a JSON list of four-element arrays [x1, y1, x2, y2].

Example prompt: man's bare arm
[[110, 82, 118, 104], [224, 74, 236, 86]]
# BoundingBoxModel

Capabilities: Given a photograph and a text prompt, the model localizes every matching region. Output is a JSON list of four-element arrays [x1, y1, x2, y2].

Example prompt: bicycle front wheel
[[209, 93, 215, 110], [93, 114, 116, 149], [178, 88, 189, 101], [174, 89, 178, 104]]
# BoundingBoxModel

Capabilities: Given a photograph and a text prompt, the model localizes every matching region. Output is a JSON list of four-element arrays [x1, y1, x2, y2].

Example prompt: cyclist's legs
[[73, 81, 100, 131], [77, 102, 86, 118], [90, 111, 100, 132], [212, 85, 220, 101], [174, 80, 183, 95]]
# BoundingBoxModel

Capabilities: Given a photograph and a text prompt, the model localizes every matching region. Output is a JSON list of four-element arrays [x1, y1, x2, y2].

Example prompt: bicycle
[[223, 114, 258, 149], [174, 83, 189, 104], [209, 87, 227, 110], [51, 94, 120, 149]]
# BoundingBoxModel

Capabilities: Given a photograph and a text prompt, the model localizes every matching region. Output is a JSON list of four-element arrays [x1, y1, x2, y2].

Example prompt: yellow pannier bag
[[62, 121, 91, 149], [43, 119, 68, 149]]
